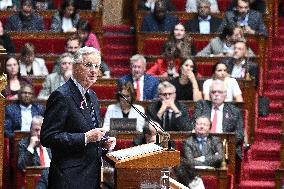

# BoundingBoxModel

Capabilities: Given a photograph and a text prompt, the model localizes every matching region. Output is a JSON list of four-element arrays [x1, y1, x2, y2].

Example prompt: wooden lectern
[[105, 144, 180, 189]]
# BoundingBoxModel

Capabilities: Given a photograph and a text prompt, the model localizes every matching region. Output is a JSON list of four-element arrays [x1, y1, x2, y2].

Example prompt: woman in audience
[[19, 43, 48, 76], [186, 0, 219, 13], [77, 19, 100, 51], [163, 23, 196, 59], [50, 0, 80, 32], [0, 20, 15, 54], [169, 58, 202, 101], [103, 81, 145, 132], [203, 62, 243, 102], [1, 56, 31, 100]]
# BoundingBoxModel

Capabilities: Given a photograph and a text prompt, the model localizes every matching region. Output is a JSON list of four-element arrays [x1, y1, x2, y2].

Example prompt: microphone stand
[[118, 92, 172, 150]]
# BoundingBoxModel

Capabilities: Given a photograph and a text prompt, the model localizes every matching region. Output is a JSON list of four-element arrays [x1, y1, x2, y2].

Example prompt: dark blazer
[[147, 100, 192, 131], [118, 73, 159, 100], [218, 10, 268, 36], [185, 16, 222, 33], [138, 0, 177, 11], [141, 13, 179, 32], [181, 135, 223, 167], [0, 34, 16, 53], [17, 137, 52, 171], [40, 79, 102, 189], [4, 103, 45, 138], [221, 57, 259, 86], [190, 100, 244, 159], [36, 168, 49, 189]]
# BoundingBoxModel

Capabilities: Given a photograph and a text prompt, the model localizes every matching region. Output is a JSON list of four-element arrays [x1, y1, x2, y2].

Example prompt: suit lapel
[[222, 103, 230, 132]]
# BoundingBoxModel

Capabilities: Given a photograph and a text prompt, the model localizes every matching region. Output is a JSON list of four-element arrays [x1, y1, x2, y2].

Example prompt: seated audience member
[[203, 62, 243, 102], [4, 0, 44, 31], [221, 40, 258, 85], [0, 20, 15, 54], [38, 53, 74, 100], [4, 84, 45, 139], [1, 56, 31, 100], [186, 0, 219, 13], [103, 81, 145, 132], [190, 79, 244, 160], [147, 50, 180, 78], [147, 81, 191, 131], [35, 168, 49, 189], [227, 0, 266, 14], [17, 116, 52, 171], [197, 25, 255, 57], [218, 0, 268, 36], [34, 0, 54, 10], [50, 0, 80, 32], [19, 43, 48, 76], [138, 0, 176, 12], [169, 58, 202, 101], [141, 0, 179, 32], [185, 0, 222, 34], [163, 23, 196, 59], [0, 0, 18, 10], [77, 20, 101, 51], [182, 115, 223, 167], [118, 54, 159, 101]]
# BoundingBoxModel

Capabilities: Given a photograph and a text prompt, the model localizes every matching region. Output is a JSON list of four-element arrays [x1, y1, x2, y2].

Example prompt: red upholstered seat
[[247, 40, 259, 55], [217, 0, 232, 12], [196, 63, 214, 77], [91, 85, 116, 100], [3, 138, 11, 189], [45, 62, 54, 74], [144, 39, 165, 56], [34, 84, 42, 97], [171, 0, 186, 11], [202, 176, 218, 189], [100, 107, 107, 118]]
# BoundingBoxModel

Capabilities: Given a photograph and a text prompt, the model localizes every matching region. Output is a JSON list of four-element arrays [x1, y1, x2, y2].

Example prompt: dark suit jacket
[[185, 16, 222, 33], [181, 135, 223, 167], [190, 100, 244, 159], [218, 10, 268, 36], [221, 57, 259, 86], [40, 79, 102, 189], [141, 13, 179, 32], [4, 103, 45, 138], [118, 73, 159, 100], [17, 137, 52, 171], [138, 0, 176, 11], [147, 100, 192, 131], [36, 168, 49, 189]]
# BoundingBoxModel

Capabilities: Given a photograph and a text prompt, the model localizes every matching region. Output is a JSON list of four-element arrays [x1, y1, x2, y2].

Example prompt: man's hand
[[85, 128, 106, 144], [103, 137, 116, 151], [243, 26, 255, 34], [28, 136, 40, 149]]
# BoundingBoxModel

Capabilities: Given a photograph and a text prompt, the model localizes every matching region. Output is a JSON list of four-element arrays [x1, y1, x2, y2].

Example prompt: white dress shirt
[[199, 16, 211, 34], [231, 60, 246, 78], [20, 105, 33, 131]]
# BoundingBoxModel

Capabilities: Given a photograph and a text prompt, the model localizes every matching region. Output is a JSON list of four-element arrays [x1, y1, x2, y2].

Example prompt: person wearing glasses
[[38, 53, 74, 100], [103, 81, 145, 132], [169, 58, 202, 101], [40, 47, 116, 189], [190, 79, 244, 160], [147, 81, 192, 131]]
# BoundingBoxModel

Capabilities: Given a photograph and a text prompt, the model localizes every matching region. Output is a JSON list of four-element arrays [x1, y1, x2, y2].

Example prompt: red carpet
[[238, 17, 284, 189]]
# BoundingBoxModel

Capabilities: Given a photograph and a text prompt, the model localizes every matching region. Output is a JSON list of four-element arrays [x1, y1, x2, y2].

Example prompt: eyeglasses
[[83, 62, 101, 69], [210, 90, 225, 94], [159, 92, 175, 97]]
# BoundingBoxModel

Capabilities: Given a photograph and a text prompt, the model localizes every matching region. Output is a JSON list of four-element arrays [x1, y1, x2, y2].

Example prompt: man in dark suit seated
[[4, 84, 45, 139], [118, 54, 159, 101], [40, 47, 116, 189], [141, 0, 179, 32], [190, 79, 244, 160], [147, 81, 192, 131], [185, 0, 222, 34], [218, 0, 268, 36], [182, 115, 223, 167], [17, 116, 52, 171], [221, 39, 258, 85]]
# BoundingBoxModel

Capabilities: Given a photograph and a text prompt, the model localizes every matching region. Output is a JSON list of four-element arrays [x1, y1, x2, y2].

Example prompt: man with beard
[[4, 0, 44, 31], [141, 0, 179, 32], [221, 40, 258, 85], [218, 0, 267, 36], [185, 0, 222, 34]]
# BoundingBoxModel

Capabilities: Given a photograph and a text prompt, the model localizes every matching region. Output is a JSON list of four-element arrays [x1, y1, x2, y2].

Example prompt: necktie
[[136, 79, 141, 100], [85, 92, 97, 128], [211, 106, 218, 133], [198, 138, 206, 156], [39, 146, 45, 166], [164, 110, 170, 130]]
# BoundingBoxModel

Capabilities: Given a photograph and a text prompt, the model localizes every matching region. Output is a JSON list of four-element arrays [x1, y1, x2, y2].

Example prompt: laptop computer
[[110, 118, 137, 131]]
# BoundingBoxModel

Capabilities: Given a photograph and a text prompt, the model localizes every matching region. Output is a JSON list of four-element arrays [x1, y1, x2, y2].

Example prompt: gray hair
[[209, 79, 227, 92], [73, 47, 101, 64], [197, 0, 211, 7], [31, 115, 44, 128], [158, 81, 176, 94], [130, 54, 146, 66], [59, 52, 75, 65]]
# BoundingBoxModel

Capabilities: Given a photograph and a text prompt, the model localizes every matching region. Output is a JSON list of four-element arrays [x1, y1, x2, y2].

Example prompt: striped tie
[[85, 92, 97, 128]]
